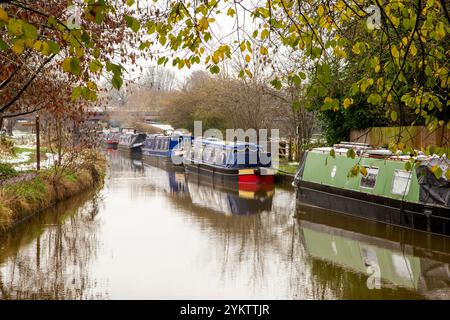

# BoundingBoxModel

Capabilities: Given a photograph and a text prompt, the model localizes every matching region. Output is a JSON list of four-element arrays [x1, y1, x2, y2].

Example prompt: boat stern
[[238, 167, 275, 184]]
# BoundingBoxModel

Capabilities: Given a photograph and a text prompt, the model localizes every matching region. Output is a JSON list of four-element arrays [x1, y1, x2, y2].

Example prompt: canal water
[[0, 150, 449, 299]]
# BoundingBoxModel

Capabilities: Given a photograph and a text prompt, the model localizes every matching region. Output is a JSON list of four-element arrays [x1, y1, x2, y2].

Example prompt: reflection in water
[[0, 191, 105, 299], [0, 151, 448, 299], [295, 205, 450, 299]]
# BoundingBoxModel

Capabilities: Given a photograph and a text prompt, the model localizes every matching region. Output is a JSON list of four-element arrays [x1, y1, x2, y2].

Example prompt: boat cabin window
[[207, 147, 216, 163], [360, 167, 378, 189], [195, 145, 204, 161], [175, 137, 183, 149], [214, 149, 223, 164], [391, 170, 412, 196], [164, 139, 169, 150]]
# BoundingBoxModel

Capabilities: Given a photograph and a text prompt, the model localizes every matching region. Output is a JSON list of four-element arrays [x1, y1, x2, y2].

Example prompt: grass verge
[[0, 150, 105, 232]]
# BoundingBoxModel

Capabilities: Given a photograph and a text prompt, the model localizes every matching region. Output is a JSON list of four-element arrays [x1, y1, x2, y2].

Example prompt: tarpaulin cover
[[416, 156, 450, 207], [293, 151, 308, 186]]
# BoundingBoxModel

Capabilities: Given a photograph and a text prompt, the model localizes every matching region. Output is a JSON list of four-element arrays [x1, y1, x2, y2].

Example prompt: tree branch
[[440, 0, 450, 25], [0, 54, 55, 114], [1, 105, 44, 118]]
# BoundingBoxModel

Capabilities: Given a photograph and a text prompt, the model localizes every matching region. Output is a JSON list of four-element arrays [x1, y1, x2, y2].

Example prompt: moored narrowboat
[[183, 137, 275, 184], [103, 131, 120, 149], [117, 127, 146, 153], [142, 132, 192, 164], [293, 142, 450, 236]]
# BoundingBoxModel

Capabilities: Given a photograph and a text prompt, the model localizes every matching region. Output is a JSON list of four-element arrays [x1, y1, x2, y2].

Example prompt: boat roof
[[146, 132, 191, 139], [193, 137, 263, 150], [310, 145, 448, 164]]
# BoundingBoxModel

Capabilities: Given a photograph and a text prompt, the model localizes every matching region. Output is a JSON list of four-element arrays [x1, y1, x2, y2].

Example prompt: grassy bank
[[0, 150, 106, 232], [277, 160, 299, 176]]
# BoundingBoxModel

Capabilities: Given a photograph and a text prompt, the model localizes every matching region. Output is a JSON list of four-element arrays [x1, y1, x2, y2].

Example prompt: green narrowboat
[[293, 142, 450, 236]]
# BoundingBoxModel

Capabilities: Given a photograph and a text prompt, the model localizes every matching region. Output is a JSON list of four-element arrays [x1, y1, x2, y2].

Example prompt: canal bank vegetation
[[0, 149, 106, 232]]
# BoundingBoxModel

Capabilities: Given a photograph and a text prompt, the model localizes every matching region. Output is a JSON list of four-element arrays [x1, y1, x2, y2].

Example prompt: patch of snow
[[0, 151, 32, 164]]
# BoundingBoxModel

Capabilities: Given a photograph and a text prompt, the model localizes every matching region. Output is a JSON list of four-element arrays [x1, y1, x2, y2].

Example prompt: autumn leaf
[[0, 7, 8, 22], [329, 148, 335, 158], [11, 40, 24, 55], [346, 148, 356, 159], [343, 97, 353, 109], [390, 110, 398, 122], [360, 166, 368, 177]]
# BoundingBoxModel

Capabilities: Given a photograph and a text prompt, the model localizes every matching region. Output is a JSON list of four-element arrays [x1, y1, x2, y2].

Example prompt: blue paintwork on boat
[[184, 137, 272, 169], [142, 134, 192, 158]]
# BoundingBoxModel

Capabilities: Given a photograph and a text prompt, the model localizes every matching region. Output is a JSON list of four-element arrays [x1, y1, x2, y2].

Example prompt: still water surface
[[0, 150, 449, 299]]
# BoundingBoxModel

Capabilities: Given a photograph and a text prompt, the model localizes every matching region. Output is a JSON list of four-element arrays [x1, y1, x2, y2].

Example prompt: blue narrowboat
[[142, 133, 192, 164], [183, 137, 275, 184]]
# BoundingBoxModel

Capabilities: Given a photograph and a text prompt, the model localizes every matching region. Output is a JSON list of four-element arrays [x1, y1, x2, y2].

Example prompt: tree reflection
[[0, 190, 106, 299]]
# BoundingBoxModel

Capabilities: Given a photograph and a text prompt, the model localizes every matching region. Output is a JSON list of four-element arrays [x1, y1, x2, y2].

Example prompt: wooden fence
[[350, 126, 450, 148]]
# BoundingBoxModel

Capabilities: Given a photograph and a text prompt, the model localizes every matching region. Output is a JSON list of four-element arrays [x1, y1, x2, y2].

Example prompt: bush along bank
[[0, 150, 106, 232]]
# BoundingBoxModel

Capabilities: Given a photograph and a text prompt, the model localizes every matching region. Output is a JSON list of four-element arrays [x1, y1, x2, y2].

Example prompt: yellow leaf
[[61, 58, 71, 73], [211, 53, 219, 64], [12, 40, 24, 55], [87, 81, 97, 90], [410, 43, 417, 56], [259, 46, 268, 55], [387, 93, 393, 102], [391, 45, 399, 58], [431, 164, 439, 173], [244, 69, 253, 78], [402, 37, 408, 46], [24, 38, 34, 48], [245, 54, 251, 63], [33, 40, 43, 51], [343, 97, 353, 109], [375, 64, 380, 73], [351, 165, 359, 177], [0, 7, 8, 22], [75, 47, 84, 58], [40, 42, 50, 56], [360, 166, 368, 177], [227, 7, 235, 16], [240, 42, 245, 52], [317, 5, 324, 16]]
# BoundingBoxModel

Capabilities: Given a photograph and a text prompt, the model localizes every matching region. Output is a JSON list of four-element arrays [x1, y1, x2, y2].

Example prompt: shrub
[[0, 163, 18, 180]]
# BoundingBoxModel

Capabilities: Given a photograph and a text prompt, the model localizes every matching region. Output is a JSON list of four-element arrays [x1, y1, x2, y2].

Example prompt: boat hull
[[141, 149, 184, 166], [104, 141, 118, 149], [141, 153, 185, 171], [184, 162, 274, 185], [117, 143, 142, 153], [296, 180, 450, 237]]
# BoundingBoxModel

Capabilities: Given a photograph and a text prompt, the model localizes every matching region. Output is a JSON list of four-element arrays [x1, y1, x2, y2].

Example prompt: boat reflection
[[123, 153, 275, 216], [296, 205, 450, 299], [186, 175, 274, 216]]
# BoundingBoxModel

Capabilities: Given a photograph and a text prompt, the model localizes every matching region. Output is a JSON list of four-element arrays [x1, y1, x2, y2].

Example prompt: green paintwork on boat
[[303, 227, 421, 289], [301, 150, 420, 204]]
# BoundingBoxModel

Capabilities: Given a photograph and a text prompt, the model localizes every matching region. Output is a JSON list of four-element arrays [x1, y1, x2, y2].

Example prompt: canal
[[0, 150, 449, 299]]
